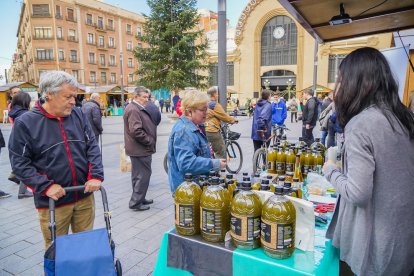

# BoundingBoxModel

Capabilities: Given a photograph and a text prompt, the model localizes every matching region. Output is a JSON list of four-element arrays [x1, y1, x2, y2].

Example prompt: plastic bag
[[306, 173, 332, 196]]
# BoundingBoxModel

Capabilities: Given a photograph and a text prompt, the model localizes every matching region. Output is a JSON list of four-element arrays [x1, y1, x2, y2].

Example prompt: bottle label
[[175, 203, 194, 229], [261, 218, 294, 250], [286, 162, 294, 172], [230, 213, 260, 242], [276, 162, 285, 172], [268, 161, 275, 171], [201, 207, 222, 235]]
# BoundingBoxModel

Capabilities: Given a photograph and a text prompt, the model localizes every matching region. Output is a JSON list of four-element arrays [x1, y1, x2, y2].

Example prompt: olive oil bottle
[[200, 177, 231, 242], [226, 173, 237, 199], [252, 173, 261, 190], [311, 138, 326, 158], [175, 173, 202, 236], [293, 154, 304, 183], [313, 150, 324, 173], [261, 186, 296, 259], [275, 147, 286, 175], [303, 149, 314, 178], [267, 146, 277, 174], [230, 182, 262, 250], [285, 147, 296, 173]]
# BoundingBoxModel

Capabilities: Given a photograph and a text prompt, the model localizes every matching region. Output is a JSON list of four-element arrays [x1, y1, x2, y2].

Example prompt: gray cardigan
[[325, 106, 414, 276]]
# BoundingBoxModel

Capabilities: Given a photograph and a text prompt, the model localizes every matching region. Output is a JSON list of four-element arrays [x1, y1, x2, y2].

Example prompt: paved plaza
[[0, 112, 309, 275]]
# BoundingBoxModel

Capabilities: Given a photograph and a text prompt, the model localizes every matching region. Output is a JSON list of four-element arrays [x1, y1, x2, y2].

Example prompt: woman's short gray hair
[[39, 71, 78, 99]]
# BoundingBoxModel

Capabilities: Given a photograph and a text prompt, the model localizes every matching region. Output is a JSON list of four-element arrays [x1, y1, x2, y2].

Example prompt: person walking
[[172, 93, 180, 114], [8, 71, 103, 249], [0, 128, 11, 199], [288, 97, 298, 123], [271, 94, 287, 133], [82, 93, 103, 142], [146, 91, 161, 126], [159, 98, 165, 113], [7, 87, 22, 185], [168, 90, 226, 193], [205, 87, 237, 159], [123, 87, 157, 211], [251, 90, 272, 153], [320, 92, 333, 146], [301, 89, 318, 146], [323, 47, 414, 276], [165, 98, 171, 113], [8, 91, 34, 199]]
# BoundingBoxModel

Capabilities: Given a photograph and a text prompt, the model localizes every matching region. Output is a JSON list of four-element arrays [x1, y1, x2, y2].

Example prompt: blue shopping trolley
[[44, 186, 122, 276]]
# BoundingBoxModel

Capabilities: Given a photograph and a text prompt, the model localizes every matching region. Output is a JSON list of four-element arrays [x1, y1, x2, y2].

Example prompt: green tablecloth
[[153, 223, 339, 276]]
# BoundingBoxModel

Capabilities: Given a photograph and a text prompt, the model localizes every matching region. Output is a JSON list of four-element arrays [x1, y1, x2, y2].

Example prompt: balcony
[[35, 58, 55, 62], [96, 24, 106, 32], [106, 25, 115, 31], [86, 41, 96, 46], [68, 36, 78, 43], [97, 43, 107, 50], [99, 63, 108, 69], [69, 58, 79, 63], [107, 44, 116, 49], [33, 36, 54, 40], [126, 30, 132, 35], [55, 14, 62, 19], [108, 62, 117, 67], [32, 13, 51, 18], [86, 21, 93, 26], [57, 36, 64, 41], [66, 16, 77, 23], [126, 48, 133, 52]]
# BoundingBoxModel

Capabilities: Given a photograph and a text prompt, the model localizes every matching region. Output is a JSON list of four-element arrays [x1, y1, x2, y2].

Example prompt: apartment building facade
[[9, 0, 145, 87]]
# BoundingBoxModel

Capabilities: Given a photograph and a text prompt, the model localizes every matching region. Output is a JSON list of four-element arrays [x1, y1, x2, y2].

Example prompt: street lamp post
[[218, 0, 227, 112], [264, 79, 270, 90], [286, 78, 293, 100]]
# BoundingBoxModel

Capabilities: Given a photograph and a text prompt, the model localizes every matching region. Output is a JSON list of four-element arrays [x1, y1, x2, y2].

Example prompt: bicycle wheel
[[226, 141, 243, 174], [253, 148, 267, 173], [163, 153, 168, 174]]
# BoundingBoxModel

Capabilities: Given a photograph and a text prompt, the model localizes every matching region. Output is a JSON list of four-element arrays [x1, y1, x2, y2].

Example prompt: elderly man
[[82, 93, 103, 141], [123, 86, 157, 211], [8, 71, 103, 249]]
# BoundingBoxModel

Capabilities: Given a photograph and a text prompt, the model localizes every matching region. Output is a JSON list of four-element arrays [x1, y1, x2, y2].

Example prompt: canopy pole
[[312, 40, 319, 93]]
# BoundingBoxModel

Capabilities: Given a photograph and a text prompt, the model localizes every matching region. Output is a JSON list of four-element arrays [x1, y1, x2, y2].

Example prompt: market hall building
[[207, 0, 393, 103]]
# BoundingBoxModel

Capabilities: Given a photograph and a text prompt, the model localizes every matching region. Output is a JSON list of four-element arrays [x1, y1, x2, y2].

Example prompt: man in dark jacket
[[82, 93, 103, 141], [8, 71, 103, 249], [145, 91, 161, 126], [123, 86, 157, 211], [251, 90, 272, 153], [302, 89, 318, 146]]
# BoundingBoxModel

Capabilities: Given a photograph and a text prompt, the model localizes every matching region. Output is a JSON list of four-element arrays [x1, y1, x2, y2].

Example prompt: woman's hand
[[220, 159, 227, 169], [323, 160, 338, 174]]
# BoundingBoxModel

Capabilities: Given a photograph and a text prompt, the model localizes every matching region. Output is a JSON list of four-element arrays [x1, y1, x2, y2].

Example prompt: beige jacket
[[206, 101, 236, 133]]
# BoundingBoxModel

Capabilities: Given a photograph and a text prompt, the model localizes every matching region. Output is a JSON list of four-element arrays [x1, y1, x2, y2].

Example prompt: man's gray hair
[[207, 86, 218, 97], [39, 71, 78, 99], [90, 93, 100, 100], [132, 86, 148, 97]]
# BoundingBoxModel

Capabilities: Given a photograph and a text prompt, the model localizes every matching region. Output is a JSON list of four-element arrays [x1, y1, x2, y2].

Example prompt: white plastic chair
[[2, 110, 8, 124]]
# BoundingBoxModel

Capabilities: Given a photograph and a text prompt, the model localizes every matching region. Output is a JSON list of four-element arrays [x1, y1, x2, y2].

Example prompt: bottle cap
[[210, 176, 219, 185], [260, 184, 270, 191], [275, 186, 284, 195], [278, 176, 286, 181], [242, 172, 248, 176], [243, 176, 251, 182], [226, 173, 233, 179], [266, 175, 273, 180], [293, 178, 299, 182], [261, 179, 270, 184], [315, 138, 320, 142], [220, 169, 226, 173], [254, 173, 260, 177], [286, 172, 294, 176], [219, 177, 225, 184], [209, 171, 216, 177], [184, 173, 192, 180], [284, 181, 292, 188], [241, 181, 252, 190]]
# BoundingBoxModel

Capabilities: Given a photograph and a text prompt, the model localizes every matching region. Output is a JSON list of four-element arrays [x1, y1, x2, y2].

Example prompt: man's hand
[[219, 159, 227, 169], [305, 124, 310, 129], [46, 184, 66, 201], [322, 160, 338, 174], [84, 179, 102, 193]]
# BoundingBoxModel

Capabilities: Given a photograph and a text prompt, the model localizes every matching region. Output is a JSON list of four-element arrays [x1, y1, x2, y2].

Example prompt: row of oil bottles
[[268, 137, 326, 177], [174, 171, 301, 260]]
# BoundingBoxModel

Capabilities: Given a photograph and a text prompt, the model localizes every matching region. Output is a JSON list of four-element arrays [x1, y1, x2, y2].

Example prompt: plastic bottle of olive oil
[[230, 182, 262, 250], [174, 173, 202, 236], [200, 176, 231, 242], [261, 186, 296, 259]]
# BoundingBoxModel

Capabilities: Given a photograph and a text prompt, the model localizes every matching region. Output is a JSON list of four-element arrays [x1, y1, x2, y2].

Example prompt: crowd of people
[[1, 47, 414, 275]]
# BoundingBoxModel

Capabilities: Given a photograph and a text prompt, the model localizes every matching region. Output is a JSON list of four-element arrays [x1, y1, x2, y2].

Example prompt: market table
[[153, 219, 339, 276]]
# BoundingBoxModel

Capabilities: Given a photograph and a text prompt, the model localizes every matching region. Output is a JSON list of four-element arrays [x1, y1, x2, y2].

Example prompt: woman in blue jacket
[[251, 90, 272, 153], [168, 90, 226, 193]]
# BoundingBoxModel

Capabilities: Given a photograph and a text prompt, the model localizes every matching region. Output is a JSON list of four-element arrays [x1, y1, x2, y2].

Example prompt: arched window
[[261, 16, 297, 66]]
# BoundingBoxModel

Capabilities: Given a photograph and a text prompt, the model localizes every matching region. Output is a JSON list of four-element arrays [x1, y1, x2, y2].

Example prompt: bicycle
[[163, 123, 243, 174], [252, 125, 289, 173]]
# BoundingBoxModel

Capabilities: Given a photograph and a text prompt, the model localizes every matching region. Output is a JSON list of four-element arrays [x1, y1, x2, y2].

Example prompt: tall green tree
[[134, 0, 208, 91]]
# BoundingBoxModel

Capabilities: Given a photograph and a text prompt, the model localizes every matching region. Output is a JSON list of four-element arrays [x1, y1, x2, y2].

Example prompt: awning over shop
[[278, 0, 414, 43], [299, 85, 333, 94]]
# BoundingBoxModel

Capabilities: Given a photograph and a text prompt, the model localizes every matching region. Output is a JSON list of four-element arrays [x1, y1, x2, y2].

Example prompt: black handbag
[[0, 128, 5, 148]]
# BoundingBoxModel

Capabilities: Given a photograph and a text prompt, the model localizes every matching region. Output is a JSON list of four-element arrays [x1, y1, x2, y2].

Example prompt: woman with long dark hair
[[323, 47, 414, 276], [9, 91, 33, 199]]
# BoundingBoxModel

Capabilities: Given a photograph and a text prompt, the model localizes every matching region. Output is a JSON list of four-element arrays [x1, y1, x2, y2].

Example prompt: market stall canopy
[[278, 0, 414, 43], [89, 85, 124, 94], [299, 85, 333, 94], [0, 82, 37, 92]]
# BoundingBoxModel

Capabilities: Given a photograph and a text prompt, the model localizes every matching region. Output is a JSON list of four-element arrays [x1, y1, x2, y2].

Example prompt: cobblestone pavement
[[0, 111, 313, 275]]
